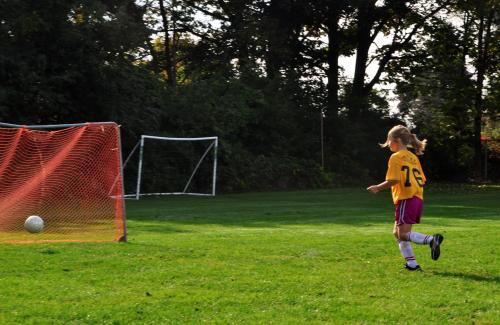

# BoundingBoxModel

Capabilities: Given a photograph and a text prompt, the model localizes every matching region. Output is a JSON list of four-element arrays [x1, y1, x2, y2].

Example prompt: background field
[[0, 185, 499, 324]]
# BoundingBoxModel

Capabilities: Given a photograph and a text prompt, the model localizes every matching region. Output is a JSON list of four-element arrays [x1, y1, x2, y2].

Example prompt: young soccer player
[[367, 125, 443, 271]]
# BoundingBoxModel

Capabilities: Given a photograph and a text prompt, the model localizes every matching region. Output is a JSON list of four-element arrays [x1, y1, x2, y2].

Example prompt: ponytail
[[410, 133, 427, 155]]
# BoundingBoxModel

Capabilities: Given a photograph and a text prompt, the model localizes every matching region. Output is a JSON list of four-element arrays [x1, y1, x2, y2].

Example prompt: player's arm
[[367, 155, 400, 193], [367, 180, 398, 193]]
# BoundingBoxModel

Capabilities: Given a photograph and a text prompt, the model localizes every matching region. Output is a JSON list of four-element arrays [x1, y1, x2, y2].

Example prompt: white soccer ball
[[24, 215, 44, 233]]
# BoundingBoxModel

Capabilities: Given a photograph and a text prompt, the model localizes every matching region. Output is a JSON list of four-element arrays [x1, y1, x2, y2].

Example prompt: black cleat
[[404, 263, 422, 271], [430, 234, 444, 261]]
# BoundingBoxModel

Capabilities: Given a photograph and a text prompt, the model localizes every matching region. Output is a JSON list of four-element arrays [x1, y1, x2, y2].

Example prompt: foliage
[[1, 0, 499, 190], [389, 9, 495, 180], [0, 0, 154, 123]]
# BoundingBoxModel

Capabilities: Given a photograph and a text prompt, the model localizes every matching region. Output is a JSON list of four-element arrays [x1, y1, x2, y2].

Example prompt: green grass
[[1, 185, 499, 324]]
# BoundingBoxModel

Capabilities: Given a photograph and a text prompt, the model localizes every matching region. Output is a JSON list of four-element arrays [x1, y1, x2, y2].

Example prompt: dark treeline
[[1, 0, 499, 192]]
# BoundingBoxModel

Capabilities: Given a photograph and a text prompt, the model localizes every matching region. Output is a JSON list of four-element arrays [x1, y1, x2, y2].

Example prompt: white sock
[[409, 232, 433, 245], [399, 241, 418, 267]]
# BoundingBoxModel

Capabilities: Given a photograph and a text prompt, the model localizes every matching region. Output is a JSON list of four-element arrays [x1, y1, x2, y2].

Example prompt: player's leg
[[405, 197, 433, 244], [406, 229, 444, 261], [408, 232, 444, 260], [403, 197, 444, 260], [396, 223, 413, 242], [408, 231, 433, 245], [394, 222, 420, 271]]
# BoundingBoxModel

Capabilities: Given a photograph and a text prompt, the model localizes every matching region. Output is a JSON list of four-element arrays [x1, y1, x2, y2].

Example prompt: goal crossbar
[[142, 135, 218, 141], [0, 121, 118, 129]]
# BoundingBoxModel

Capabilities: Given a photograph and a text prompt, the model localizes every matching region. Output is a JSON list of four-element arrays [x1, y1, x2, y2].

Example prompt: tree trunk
[[473, 3, 494, 180], [146, 38, 160, 75], [264, 0, 286, 80], [326, 6, 340, 119], [460, 12, 471, 78], [348, 0, 375, 119], [218, 0, 252, 78], [473, 4, 485, 179], [234, 17, 250, 75], [159, 0, 176, 87]]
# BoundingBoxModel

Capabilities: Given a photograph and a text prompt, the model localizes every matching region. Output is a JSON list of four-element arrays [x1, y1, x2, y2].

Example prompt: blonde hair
[[380, 125, 427, 155]]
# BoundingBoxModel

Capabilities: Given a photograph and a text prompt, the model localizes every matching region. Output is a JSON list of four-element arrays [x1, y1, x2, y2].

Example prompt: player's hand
[[366, 185, 380, 194]]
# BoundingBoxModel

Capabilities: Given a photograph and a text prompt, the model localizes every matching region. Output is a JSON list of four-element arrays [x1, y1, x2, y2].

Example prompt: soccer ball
[[24, 215, 44, 233]]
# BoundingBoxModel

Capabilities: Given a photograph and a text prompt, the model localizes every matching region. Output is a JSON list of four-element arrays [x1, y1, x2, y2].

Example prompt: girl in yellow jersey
[[367, 125, 444, 271]]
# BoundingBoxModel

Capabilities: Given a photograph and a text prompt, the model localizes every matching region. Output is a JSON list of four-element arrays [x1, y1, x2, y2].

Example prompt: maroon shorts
[[395, 196, 423, 225]]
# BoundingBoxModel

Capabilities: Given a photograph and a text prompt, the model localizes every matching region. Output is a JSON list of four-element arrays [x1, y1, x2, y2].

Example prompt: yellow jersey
[[385, 150, 426, 204]]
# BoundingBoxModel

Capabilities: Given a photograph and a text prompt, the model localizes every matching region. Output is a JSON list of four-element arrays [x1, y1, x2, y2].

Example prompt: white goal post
[[123, 135, 218, 199]]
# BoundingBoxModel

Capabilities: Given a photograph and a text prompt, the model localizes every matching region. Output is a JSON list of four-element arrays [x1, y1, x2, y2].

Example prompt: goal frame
[[125, 135, 219, 200], [0, 121, 128, 242]]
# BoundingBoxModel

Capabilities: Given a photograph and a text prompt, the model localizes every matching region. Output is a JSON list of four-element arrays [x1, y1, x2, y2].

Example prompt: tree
[[0, 0, 160, 126], [345, 0, 452, 119], [138, 0, 198, 86], [391, 0, 499, 180], [469, 0, 497, 178]]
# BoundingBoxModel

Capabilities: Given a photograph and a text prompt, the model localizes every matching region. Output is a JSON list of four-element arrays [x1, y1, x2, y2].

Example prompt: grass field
[[0, 185, 499, 324]]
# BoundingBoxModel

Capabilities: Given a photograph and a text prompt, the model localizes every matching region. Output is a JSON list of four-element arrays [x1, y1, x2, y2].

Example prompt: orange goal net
[[0, 122, 126, 243]]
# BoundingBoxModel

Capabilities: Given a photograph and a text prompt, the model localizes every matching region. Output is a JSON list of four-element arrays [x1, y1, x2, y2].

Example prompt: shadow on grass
[[128, 223, 193, 234], [432, 271, 500, 284], [124, 188, 500, 230], [128, 211, 391, 229]]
